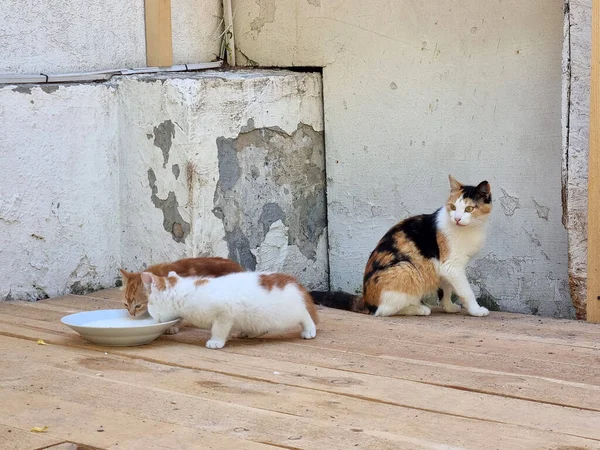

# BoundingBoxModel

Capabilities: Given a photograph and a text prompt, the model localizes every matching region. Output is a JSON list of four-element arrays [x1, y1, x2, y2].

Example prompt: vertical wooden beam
[[144, 0, 173, 67], [588, 0, 600, 322], [223, 0, 236, 66]]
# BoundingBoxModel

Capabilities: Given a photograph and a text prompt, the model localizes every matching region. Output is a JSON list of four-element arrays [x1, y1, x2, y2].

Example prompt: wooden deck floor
[[0, 290, 599, 450]]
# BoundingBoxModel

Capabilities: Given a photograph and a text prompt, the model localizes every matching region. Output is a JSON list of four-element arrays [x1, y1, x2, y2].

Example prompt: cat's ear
[[448, 175, 462, 192], [119, 269, 130, 289], [141, 272, 154, 287], [168, 271, 179, 278], [476, 180, 491, 199]]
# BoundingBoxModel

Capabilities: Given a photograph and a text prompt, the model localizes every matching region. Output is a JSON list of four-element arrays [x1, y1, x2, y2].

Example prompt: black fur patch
[[372, 223, 402, 254], [462, 182, 491, 204], [399, 211, 440, 259], [310, 291, 357, 312], [364, 302, 378, 315]]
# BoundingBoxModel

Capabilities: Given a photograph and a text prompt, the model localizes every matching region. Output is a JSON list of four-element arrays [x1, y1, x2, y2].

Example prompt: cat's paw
[[442, 303, 462, 314], [206, 339, 226, 349], [164, 324, 180, 335], [467, 306, 489, 317], [301, 329, 317, 339], [418, 304, 432, 316]]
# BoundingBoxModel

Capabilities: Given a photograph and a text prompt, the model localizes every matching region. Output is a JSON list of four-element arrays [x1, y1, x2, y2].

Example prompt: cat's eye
[[135, 304, 142, 309], [123, 303, 128, 308], [465, 206, 474, 213], [449, 204, 456, 211]]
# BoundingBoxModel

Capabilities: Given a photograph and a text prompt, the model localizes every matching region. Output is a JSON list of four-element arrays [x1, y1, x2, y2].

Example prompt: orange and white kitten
[[120, 257, 244, 334], [141, 271, 319, 349], [312, 175, 492, 317]]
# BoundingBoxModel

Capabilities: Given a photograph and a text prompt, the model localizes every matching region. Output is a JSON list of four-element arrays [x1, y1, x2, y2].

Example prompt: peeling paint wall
[[118, 71, 328, 289], [234, 0, 575, 317], [0, 83, 121, 300], [563, 0, 591, 318], [1, 0, 222, 74]]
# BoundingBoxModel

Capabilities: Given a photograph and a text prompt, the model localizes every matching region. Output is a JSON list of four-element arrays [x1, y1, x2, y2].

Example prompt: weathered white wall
[[118, 71, 328, 290], [234, 0, 575, 317], [563, 0, 591, 318], [0, 83, 121, 299], [2, 70, 327, 300], [1, 0, 222, 74]]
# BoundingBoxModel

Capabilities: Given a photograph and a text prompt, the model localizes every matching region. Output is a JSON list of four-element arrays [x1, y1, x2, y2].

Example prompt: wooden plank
[[144, 0, 173, 67], [0, 390, 276, 450], [0, 335, 597, 449], [1, 322, 600, 444], [3, 304, 599, 387], [0, 423, 62, 450], [2, 301, 600, 392], [1, 310, 598, 417]]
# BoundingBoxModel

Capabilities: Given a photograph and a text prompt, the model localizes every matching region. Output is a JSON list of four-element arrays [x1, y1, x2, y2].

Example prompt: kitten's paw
[[419, 304, 432, 316], [301, 329, 317, 339], [206, 339, 226, 349], [164, 324, 180, 335], [467, 306, 489, 317], [442, 303, 461, 314]]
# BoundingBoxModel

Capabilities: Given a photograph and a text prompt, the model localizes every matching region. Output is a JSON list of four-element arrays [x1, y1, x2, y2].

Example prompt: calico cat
[[141, 271, 319, 349], [120, 257, 244, 334], [311, 175, 492, 317]]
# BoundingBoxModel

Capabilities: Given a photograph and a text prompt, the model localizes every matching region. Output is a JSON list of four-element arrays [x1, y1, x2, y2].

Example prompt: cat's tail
[[310, 291, 373, 314]]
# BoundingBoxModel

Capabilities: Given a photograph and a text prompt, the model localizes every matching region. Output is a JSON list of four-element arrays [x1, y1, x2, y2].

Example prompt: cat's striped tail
[[310, 291, 374, 315]]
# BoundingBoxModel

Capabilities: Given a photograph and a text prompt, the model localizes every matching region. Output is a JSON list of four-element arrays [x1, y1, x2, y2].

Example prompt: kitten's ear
[[141, 272, 154, 287], [119, 269, 130, 289], [448, 175, 462, 192], [167, 271, 179, 278], [476, 180, 491, 198]]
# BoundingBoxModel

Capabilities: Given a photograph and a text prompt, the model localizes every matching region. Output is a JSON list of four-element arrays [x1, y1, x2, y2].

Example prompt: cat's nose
[[454, 217, 461, 224]]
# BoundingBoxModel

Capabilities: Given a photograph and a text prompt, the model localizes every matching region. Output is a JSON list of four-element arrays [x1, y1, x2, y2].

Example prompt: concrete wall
[[563, 0, 591, 318], [234, 0, 575, 317], [0, 83, 121, 300], [118, 71, 328, 289], [1, 0, 222, 74], [1, 70, 327, 301]]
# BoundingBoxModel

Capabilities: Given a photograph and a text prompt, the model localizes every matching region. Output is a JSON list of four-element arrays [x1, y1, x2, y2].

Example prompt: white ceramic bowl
[[61, 309, 179, 346]]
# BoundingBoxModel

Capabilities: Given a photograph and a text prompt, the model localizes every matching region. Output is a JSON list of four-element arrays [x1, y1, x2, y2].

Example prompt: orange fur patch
[[436, 231, 450, 263], [167, 276, 178, 287], [302, 291, 320, 324], [194, 279, 209, 287], [259, 273, 297, 291], [472, 201, 492, 217], [154, 276, 167, 291], [363, 230, 439, 306], [446, 189, 463, 207]]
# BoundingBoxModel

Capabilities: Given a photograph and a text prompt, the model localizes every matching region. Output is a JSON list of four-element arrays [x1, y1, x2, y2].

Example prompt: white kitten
[[141, 271, 319, 349]]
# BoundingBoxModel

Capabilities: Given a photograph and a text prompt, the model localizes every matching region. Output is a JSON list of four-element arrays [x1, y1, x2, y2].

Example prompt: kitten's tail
[[310, 291, 373, 314]]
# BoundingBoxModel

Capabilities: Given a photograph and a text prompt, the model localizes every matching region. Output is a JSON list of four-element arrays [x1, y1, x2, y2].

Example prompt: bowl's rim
[[60, 309, 179, 330]]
